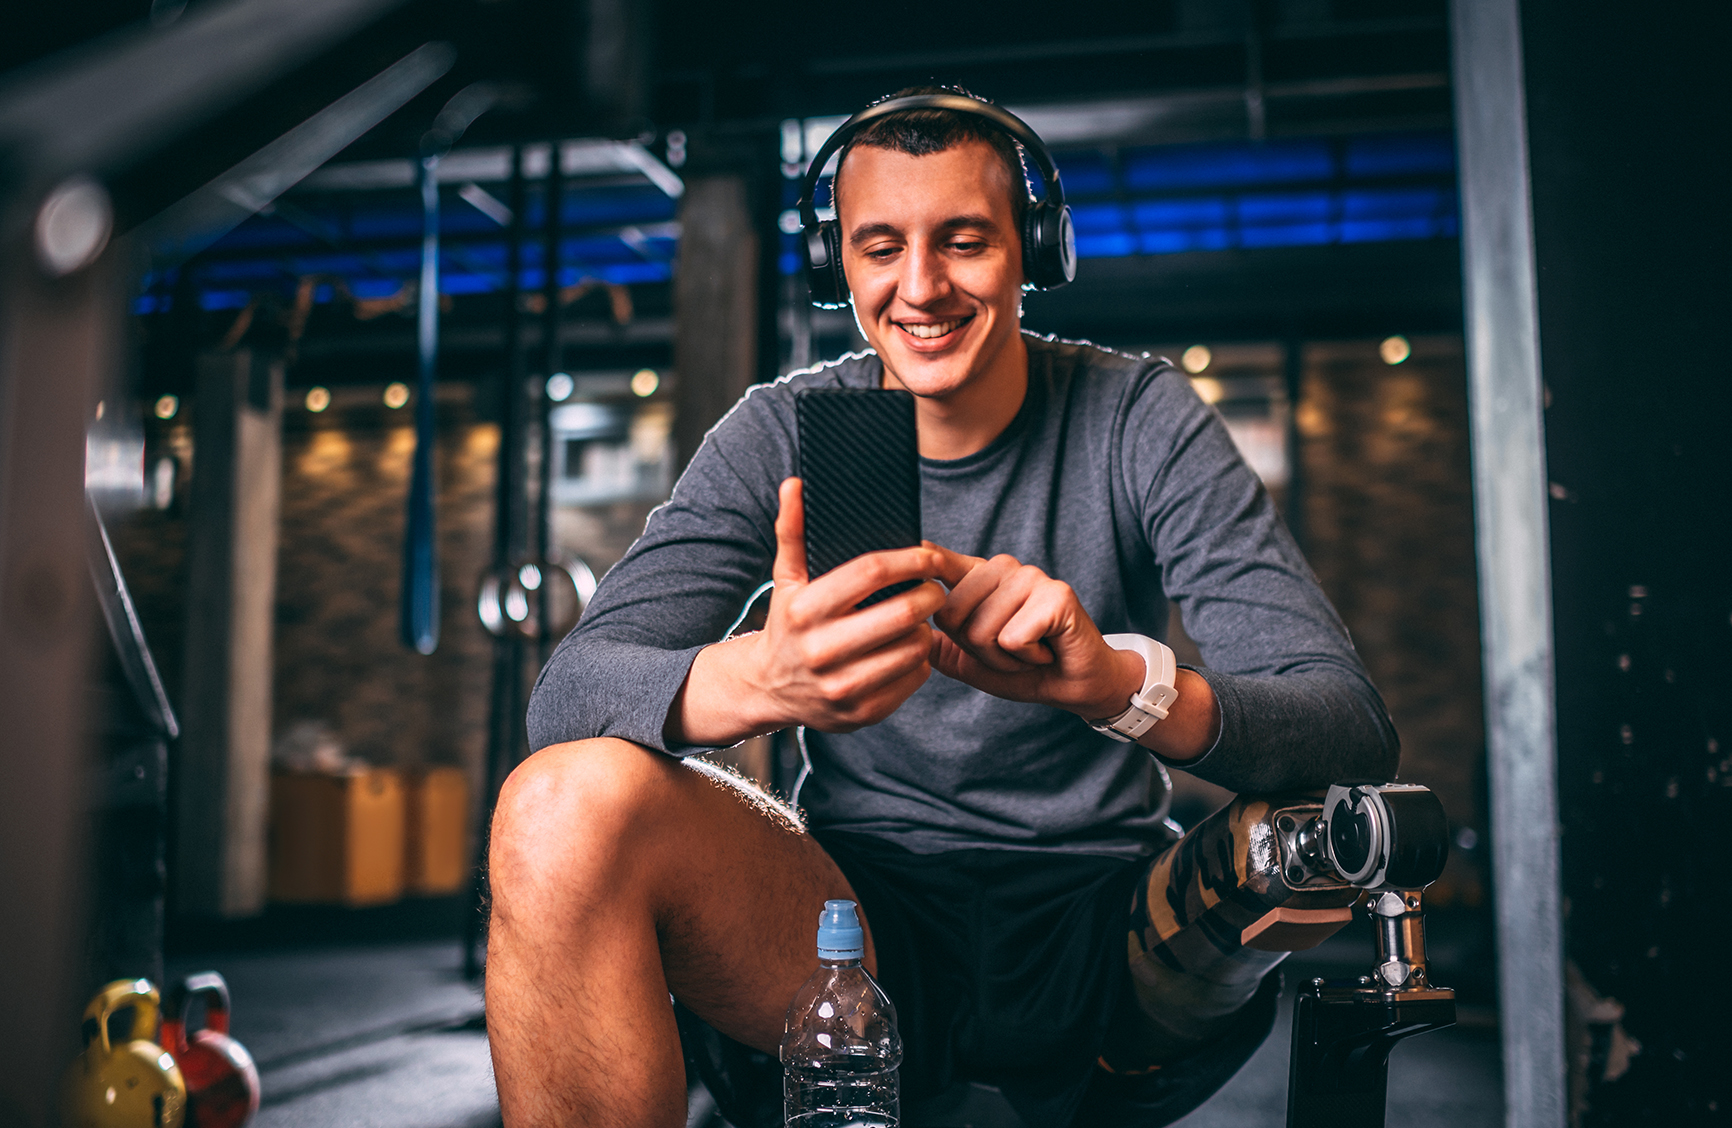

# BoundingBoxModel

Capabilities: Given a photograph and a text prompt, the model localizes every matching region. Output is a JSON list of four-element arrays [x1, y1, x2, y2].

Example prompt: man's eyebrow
[[847, 214, 1004, 247], [936, 213, 1002, 234], [848, 221, 902, 247]]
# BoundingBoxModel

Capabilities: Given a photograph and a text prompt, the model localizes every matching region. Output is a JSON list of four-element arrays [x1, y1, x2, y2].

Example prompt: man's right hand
[[666, 477, 948, 745]]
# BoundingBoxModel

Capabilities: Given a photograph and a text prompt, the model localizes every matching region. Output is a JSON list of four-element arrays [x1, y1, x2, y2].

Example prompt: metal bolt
[[1277, 814, 1296, 833], [1287, 866, 1306, 884], [34, 176, 112, 277]]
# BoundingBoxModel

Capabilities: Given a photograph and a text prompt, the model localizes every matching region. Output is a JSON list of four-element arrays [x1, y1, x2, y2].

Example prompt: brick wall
[[1297, 336, 1487, 904], [114, 387, 662, 870], [271, 412, 496, 772]]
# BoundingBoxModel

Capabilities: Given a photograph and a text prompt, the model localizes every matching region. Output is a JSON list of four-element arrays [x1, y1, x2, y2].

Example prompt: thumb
[[772, 477, 809, 586]]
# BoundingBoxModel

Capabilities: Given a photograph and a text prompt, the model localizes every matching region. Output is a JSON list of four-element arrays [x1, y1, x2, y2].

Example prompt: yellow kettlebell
[[60, 978, 187, 1128]]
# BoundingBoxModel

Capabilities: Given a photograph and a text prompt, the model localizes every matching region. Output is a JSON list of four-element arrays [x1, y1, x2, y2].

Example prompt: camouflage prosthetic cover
[[1134, 795, 1362, 974]]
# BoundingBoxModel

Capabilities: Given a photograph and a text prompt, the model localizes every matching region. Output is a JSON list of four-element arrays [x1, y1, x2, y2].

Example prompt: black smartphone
[[794, 388, 922, 607]]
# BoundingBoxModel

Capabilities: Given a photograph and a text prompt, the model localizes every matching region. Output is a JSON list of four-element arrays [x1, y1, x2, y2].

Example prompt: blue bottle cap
[[816, 899, 865, 960]]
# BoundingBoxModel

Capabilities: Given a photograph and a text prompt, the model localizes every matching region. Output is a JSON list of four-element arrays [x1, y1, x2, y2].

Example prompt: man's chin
[[882, 351, 977, 399]]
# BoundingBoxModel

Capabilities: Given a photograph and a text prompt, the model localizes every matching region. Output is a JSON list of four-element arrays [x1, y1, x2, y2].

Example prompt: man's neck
[[885, 331, 1029, 461]]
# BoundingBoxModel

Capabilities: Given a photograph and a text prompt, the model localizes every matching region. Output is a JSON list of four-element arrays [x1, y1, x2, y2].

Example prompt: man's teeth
[[902, 319, 964, 339]]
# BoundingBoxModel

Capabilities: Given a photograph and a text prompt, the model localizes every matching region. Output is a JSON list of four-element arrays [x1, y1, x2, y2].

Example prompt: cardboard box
[[406, 767, 469, 895], [268, 769, 405, 905]]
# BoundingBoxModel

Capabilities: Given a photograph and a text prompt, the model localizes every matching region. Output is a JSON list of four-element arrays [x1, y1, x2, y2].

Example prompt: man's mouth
[[897, 316, 973, 341]]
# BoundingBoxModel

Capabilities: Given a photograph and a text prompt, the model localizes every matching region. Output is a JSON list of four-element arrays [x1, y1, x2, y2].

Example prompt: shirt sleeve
[[1122, 362, 1400, 792], [525, 384, 795, 756]]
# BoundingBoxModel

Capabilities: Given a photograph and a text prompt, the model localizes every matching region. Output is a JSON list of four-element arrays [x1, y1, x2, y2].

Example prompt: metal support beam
[[1449, 2, 1564, 1125]]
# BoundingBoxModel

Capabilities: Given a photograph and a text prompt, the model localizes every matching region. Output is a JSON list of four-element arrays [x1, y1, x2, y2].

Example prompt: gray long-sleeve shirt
[[528, 334, 1398, 858]]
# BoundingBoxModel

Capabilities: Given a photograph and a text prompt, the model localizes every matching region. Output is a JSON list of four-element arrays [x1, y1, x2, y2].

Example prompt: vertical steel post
[[535, 141, 562, 662], [467, 145, 530, 978], [1449, 1, 1565, 1124]]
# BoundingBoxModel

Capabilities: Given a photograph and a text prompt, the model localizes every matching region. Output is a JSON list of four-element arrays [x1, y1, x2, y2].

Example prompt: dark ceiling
[[5, 0, 1463, 396]]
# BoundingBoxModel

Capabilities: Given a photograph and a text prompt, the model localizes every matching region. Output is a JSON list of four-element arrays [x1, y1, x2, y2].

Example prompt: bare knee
[[489, 738, 674, 909]]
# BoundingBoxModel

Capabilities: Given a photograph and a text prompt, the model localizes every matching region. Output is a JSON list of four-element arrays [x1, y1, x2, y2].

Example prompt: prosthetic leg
[[1283, 784, 1455, 1128], [1110, 782, 1454, 1128]]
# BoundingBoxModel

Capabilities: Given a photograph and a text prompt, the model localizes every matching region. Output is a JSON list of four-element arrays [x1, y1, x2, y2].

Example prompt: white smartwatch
[[1088, 634, 1180, 743]]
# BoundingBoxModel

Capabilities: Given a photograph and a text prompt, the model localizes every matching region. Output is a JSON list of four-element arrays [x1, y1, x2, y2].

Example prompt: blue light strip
[[143, 131, 1459, 306]]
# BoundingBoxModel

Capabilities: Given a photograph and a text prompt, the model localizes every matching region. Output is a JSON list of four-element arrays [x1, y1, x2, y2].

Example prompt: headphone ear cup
[[804, 220, 849, 309], [1022, 202, 1076, 291]]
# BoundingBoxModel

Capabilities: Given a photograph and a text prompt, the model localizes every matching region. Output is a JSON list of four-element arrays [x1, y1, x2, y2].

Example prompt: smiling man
[[486, 89, 1398, 1128]]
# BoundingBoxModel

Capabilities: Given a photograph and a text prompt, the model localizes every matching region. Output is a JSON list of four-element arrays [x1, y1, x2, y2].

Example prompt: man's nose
[[897, 241, 950, 306]]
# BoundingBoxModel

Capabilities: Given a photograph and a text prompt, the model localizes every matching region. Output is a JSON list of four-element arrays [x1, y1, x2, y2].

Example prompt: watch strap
[[1089, 634, 1179, 742]]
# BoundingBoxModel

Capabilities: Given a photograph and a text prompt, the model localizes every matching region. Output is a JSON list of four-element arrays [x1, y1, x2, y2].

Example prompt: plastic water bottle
[[781, 899, 903, 1127]]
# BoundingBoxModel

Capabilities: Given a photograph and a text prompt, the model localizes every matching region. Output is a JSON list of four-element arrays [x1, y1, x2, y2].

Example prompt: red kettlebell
[[160, 972, 260, 1128]]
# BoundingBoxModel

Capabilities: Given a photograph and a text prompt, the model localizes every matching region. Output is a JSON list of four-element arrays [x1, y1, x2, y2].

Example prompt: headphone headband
[[796, 94, 1066, 226]]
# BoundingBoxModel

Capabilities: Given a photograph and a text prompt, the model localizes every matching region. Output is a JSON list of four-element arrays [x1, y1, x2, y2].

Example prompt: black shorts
[[675, 830, 1279, 1128], [818, 830, 1142, 1120]]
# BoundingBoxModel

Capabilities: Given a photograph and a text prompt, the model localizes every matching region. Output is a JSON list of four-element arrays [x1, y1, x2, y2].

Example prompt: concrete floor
[[168, 925, 1500, 1128], [168, 941, 497, 1128]]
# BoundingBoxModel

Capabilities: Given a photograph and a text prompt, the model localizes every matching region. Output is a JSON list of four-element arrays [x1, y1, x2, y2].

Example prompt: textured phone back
[[796, 389, 922, 584]]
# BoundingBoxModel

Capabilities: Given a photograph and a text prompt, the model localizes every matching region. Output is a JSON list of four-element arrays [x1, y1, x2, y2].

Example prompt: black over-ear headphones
[[797, 93, 1077, 310]]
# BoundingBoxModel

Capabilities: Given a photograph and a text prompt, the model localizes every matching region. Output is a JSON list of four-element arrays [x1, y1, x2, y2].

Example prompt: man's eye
[[865, 246, 900, 260], [949, 240, 986, 253]]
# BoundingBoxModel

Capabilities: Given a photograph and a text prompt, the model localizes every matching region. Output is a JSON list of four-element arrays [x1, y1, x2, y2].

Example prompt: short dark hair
[[832, 85, 1031, 231]]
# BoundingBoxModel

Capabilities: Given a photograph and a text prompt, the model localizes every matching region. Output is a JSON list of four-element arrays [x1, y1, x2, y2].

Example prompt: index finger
[[926, 542, 985, 589], [772, 477, 809, 586], [804, 544, 944, 618]]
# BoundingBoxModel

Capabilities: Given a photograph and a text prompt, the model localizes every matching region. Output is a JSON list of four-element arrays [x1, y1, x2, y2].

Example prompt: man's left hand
[[927, 546, 1221, 761], [927, 547, 1143, 719]]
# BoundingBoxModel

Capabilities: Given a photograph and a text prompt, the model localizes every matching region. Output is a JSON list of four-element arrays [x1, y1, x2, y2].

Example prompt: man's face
[[835, 140, 1025, 403]]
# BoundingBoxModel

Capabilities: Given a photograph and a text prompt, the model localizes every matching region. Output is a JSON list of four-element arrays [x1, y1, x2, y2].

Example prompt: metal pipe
[[497, 146, 530, 562], [535, 141, 563, 662], [1369, 890, 1430, 990]]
